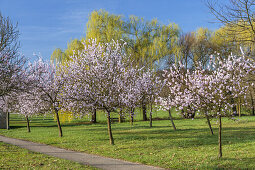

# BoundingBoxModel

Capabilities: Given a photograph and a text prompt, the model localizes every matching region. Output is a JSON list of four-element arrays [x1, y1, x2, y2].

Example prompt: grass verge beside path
[[1, 114, 255, 169], [0, 141, 97, 169]]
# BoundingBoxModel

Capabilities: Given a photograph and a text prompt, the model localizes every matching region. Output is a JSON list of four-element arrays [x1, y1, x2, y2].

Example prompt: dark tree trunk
[[142, 102, 147, 121], [130, 108, 134, 125], [206, 113, 213, 135], [119, 108, 124, 123], [232, 105, 237, 115], [26, 116, 30, 133], [168, 109, 176, 130], [250, 92, 255, 115], [238, 99, 241, 117], [218, 115, 222, 158], [181, 109, 185, 118], [191, 111, 196, 118], [54, 108, 63, 137], [232, 98, 237, 116], [149, 102, 153, 127], [6, 112, 10, 130], [107, 111, 114, 145], [91, 108, 97, 123]]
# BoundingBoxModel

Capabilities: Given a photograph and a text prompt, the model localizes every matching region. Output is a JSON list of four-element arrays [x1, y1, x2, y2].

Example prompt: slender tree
[[15, 58, 66, 137]]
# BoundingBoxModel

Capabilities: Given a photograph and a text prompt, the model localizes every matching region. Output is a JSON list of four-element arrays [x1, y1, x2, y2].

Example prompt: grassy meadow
[[0, 109, 255, 169]]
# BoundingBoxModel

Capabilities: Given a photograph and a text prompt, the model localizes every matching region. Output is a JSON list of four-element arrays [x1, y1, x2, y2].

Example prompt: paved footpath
[[0, 135, 165, 170]]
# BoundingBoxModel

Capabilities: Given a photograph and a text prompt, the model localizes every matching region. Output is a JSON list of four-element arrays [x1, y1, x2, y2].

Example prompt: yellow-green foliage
[[51, 48, 66, 63], [124, 16, 180, 68], [85, 9, 124, 43], [51, 10, 180, 69], [65, 39, 84, 58], [54, 110, 74, 123], [51, 39, 84, 64]]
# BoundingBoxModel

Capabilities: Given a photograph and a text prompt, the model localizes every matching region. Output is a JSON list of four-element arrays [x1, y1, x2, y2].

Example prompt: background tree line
[[51, 6, 255, 119]]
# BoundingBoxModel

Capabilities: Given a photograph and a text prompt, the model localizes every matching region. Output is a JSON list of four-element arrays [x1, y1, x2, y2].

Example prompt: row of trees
[[51, 7, 255, 119], [3, 38, 254, 158], [2, 0, 255, 159]]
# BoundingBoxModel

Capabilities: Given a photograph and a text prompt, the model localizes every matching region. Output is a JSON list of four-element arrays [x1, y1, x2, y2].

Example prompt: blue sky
[[0, 0, 222, 61]]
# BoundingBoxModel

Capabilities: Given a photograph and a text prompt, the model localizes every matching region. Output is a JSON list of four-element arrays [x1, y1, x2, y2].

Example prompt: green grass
[[1, 111, 255, 169], [0, 141, 96, 169]]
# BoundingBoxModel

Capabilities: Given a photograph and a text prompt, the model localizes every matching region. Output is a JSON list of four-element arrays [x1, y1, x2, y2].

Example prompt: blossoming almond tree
[[0, 52, 27, 129], [60, 39, 143, 145], [158, 65, 198, 131], [138, 70, 163, 127], [16, 58, 65, 136], [160, 53, 253, 158], [193, 54, 252, 158]]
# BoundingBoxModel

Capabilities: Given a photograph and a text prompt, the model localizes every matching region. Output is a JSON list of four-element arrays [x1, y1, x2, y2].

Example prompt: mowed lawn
[[0, 141, 96, 169], [1, 110, 255, 169]]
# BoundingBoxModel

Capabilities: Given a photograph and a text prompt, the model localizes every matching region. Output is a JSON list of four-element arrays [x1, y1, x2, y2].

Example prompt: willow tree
[[51, 48, 65, 63], [123, 16, 179, 68], [85, 10, 124, 44], [84, 10, 180, 121]]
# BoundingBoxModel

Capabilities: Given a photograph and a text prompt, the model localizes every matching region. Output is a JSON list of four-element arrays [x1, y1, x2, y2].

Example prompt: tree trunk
[[168, 109, 176, 130], [26, 116, 30, 133], [142, 102, 147, 121], [6, 112, 10, 130], [238, 99, 241, 117], [206, 113, 213, 135], [250, 91, 255, 115], [91, 108, 97, 123], [232, 98, 237, 116], [130, 108, 134, 126], [218, 115, 222, 158], [119, 108, 124, 123], [107, 111, 114, 145], [149, 102, 153, 127], [181, 109, 185, 118], [54, 108, 63, 137]]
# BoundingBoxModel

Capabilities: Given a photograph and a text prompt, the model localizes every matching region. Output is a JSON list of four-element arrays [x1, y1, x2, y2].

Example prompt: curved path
[[0, 135, 164, 170]]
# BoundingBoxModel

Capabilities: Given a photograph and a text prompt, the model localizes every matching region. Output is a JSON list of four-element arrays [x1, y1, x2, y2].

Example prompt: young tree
[[137, 70, 163, 127], [60, 39, 142, 145], [161, 52, 253, 158], [20, 58, 65, 137], [7, 91, 43, 133]]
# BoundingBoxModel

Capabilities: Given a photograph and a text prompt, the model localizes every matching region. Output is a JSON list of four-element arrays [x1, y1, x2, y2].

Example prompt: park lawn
[[0, 141, 97, 169], [0, 112, 255, 169]]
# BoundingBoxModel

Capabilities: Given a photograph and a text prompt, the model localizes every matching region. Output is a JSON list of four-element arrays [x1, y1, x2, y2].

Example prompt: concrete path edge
[[0, 135, 165, 170]]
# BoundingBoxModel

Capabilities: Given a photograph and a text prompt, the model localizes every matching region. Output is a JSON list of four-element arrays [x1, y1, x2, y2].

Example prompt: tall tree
[[51, 48, 65, 63], [0, 12, 19, 56], [23, 59, 65, 137], [0, 12, 27, 129], [160, 52, 253, 158], [60, 39, 143, 145], [124, 16, 179, 68], [85, 10, 124, 44], [207, 0, 255, 44]]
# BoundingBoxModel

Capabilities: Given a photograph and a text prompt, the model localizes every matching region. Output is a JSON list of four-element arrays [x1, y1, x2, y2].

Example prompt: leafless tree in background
[[0, 12, 19, 56], [207, 0, 255, 43], [0, 12, 27, 129]]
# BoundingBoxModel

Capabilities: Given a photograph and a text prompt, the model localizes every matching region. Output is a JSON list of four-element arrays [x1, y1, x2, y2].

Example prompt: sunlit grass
[[1, 111, 255, 169], [0, 142, 97, 169]]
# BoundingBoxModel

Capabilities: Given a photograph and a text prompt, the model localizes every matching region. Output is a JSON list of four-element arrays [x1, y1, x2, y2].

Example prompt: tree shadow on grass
[[202, 157, 255, 169], [112, 125, 255, 150]]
